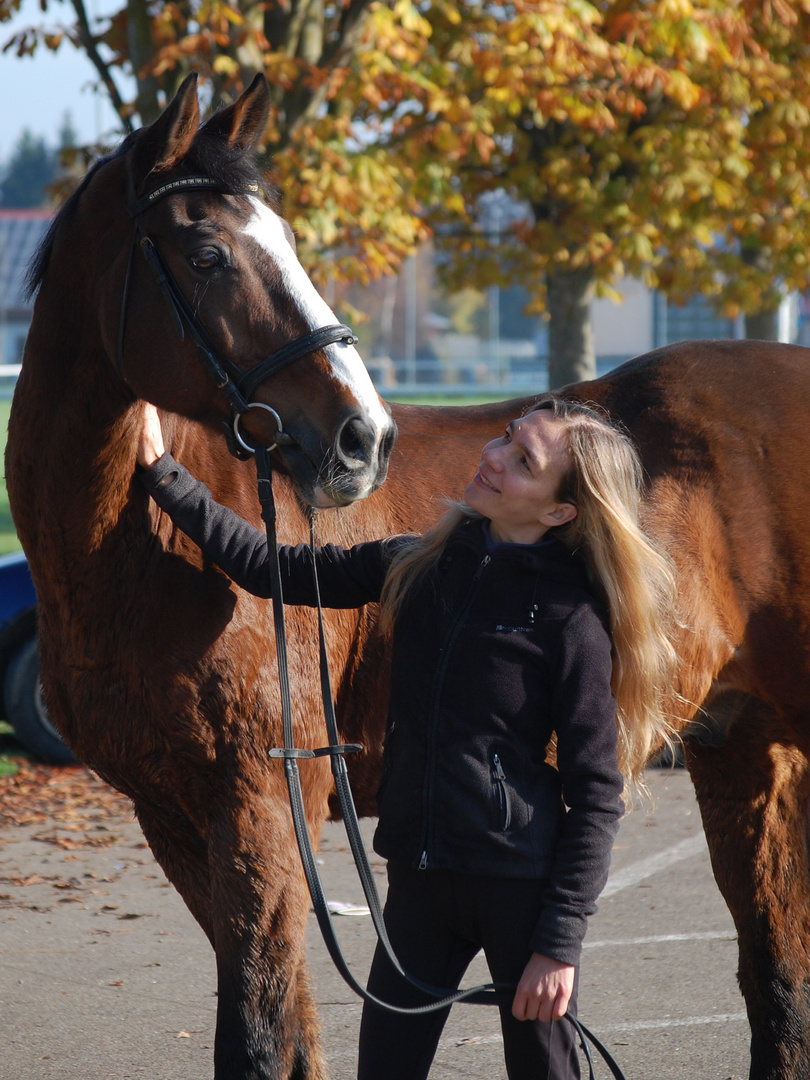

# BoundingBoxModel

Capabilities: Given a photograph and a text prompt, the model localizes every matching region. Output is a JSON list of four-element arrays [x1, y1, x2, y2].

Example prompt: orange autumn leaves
[[4, 0, 810, 315]]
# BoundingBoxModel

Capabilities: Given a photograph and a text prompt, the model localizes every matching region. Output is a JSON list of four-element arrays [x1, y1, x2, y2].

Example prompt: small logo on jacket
[[495, 624, 534, 633]]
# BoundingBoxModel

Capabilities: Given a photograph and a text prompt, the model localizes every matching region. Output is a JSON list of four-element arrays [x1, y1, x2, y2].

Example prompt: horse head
[[34, 72, 395, 507]]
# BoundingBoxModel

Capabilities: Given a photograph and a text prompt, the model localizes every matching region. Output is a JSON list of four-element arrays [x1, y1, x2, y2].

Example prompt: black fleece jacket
[[140, 453, 624, 965]]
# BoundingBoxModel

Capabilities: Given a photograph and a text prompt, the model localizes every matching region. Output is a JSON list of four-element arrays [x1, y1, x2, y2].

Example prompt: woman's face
[[463, 410, 578, 545]]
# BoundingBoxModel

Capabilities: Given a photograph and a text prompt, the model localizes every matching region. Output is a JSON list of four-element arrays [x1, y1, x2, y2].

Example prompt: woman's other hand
[[137, 402, 166, 468], [511, 952, 575, 1023]]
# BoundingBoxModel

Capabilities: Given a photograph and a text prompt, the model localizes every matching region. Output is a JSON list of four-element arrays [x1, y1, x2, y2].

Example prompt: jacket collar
[[449, 517, 593, 590]]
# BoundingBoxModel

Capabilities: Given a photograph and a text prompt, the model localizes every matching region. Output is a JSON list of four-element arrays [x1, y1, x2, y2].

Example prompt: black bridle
[[118, 173, 358, 457]]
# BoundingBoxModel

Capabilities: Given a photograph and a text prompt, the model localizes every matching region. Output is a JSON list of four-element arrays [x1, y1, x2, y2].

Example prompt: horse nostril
[[381, 423, 397, 462], [337, 415, 373, 467]]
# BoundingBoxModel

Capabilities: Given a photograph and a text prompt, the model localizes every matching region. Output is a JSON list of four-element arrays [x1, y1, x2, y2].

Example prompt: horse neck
[[12, 304, 142, 551]]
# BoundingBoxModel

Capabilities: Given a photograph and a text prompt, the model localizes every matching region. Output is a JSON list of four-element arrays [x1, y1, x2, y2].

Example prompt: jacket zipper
[[492, 752, 512, 830], [419, 553, 491, 870]]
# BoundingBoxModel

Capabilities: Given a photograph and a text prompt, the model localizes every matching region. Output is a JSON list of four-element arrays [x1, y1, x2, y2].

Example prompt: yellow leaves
[[711, 177, 737, 209], [474, 131, 495, 164], [213, 54, 239, 77], [656, 0, 697, 20], [392, 0, 432, 38], [630, 232, 655, 262], [674, 17, 711, 63], [264, 52, 303, 91], [771, 99, 810, 129], [441, 97, 471, 125], [666, 69, 703, 110]]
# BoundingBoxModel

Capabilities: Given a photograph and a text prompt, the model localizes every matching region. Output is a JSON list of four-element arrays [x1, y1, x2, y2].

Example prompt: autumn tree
[[0, 0, 434, 282], [699, 1, 810, 342], [5, 0, 810, 384], [393, 0, 810, 385]]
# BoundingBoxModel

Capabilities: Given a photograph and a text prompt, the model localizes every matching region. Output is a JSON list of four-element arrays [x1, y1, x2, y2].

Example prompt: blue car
[[0, 551, 75, 764]]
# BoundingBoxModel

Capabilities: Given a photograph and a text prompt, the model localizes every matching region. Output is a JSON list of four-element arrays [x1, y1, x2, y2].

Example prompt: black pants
[[357, 863, 581, 1080]]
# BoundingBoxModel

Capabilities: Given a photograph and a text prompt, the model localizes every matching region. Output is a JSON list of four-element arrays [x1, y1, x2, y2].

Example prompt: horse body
[[573, 340, 810, 1080], [8, 74, 810, 1080]]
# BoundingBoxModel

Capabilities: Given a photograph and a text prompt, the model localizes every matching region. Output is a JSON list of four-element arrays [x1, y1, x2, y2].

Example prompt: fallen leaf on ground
[[0, 762, 131, 830]]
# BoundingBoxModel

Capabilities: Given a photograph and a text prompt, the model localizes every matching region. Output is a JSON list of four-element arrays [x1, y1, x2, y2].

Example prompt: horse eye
[[190, 247, 224, 272]]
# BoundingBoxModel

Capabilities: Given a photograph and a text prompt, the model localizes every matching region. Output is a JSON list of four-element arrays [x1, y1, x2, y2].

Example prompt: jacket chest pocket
[[491, 752, 512, 831]]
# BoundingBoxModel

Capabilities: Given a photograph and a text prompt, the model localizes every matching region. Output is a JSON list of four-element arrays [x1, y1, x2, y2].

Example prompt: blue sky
[[0, 1, 129, 162]]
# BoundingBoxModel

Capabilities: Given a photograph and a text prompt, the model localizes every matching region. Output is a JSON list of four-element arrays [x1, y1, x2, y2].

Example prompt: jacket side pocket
[[492, 752, 512, 830]]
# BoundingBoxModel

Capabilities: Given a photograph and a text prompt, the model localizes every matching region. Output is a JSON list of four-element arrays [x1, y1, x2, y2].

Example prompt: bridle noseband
[[117, 173, 358, 458]]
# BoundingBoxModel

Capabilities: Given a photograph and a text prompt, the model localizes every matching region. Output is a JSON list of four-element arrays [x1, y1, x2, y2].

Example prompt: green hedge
[[0, 400, 16, 554]]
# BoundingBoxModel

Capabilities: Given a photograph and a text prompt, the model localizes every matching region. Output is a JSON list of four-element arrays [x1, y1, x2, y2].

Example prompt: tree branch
[[68, 0, 133, 135]]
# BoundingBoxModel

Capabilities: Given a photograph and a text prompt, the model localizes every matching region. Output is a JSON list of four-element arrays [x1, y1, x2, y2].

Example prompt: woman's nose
[[481, 442, 503, 469]]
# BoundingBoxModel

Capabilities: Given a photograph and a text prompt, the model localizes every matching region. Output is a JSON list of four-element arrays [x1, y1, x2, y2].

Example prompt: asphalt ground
[[0, 767, 749, 1080]]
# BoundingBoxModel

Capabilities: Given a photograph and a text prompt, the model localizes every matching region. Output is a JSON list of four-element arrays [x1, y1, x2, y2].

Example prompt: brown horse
[[6, 75, 810, 1080]]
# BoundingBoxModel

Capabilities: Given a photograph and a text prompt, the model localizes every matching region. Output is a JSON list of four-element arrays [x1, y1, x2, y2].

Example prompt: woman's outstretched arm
[[135, 403, 392, 607]]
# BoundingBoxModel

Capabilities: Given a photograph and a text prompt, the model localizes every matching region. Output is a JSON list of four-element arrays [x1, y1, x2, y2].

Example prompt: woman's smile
[[473, 468, 499, 494]]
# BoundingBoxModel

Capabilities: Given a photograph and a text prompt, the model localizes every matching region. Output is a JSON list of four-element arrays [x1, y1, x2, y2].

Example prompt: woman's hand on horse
[[137, 402, 166, 468], [511, 952, 575, 1023]]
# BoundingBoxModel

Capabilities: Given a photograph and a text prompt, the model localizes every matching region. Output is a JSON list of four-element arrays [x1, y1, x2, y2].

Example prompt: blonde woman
[[136, 394, 676, 1080]]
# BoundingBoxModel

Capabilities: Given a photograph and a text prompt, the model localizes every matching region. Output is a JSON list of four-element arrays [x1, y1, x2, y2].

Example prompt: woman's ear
[[543, 503, 578, 527]]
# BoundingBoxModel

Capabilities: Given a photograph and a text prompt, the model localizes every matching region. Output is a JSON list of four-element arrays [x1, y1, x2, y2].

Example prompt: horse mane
[[25, 118, 282, 301], [25, 145, 129, 300]]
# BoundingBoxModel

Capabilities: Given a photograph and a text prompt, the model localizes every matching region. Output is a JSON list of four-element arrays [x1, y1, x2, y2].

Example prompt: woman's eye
[[190, 248, 224, 272]]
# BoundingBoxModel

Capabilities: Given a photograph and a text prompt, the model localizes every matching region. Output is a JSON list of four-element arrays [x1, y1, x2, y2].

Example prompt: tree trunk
[[741, 241, 780, 342], [546, 267, 597, 389], [744, 308, 780, 341], [127, 0, 161, 124]]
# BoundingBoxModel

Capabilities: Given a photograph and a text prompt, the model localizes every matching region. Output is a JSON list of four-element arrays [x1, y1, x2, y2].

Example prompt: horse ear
[[131, 72, 201, 183], [201, 74, 271, 151]]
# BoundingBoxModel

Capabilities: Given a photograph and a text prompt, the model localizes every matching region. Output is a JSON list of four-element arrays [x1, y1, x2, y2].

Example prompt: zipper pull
[[419, 850, 428, 870], [492, 753, 506, 780], [474, 554, 491, 581]]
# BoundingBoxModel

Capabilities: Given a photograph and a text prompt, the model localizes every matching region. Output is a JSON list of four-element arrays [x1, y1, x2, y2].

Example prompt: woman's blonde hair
[[379, 394, 679, 786]]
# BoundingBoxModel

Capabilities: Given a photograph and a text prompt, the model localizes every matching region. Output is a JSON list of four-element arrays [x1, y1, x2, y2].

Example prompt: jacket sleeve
[[529, 601, 624, 967], [138, 453, 393, 607]]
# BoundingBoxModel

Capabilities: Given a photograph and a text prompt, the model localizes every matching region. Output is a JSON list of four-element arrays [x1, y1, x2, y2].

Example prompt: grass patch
[[0, 398, 18, 554], [384, 392, 517, 406]]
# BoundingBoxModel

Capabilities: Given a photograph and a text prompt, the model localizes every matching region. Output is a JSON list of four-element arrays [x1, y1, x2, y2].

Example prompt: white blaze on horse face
[[242, 199, 389, 434]]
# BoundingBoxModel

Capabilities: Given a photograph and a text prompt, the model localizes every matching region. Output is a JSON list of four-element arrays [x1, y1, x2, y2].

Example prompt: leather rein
[[117, 172, 358, 458]]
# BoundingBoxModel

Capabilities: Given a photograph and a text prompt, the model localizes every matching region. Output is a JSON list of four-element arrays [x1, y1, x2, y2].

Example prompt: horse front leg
[[687, 700, 810, 1080], [209, 791, 330, 1080], [134, 800, 217, 945]]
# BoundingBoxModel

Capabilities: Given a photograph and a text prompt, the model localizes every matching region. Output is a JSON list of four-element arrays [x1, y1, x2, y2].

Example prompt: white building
[[0, 209, 51, 369]]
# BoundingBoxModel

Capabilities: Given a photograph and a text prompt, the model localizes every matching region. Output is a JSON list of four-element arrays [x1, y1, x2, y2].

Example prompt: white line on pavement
[[599, 1012, 748, 1033], [455, 1012, 749, 1046], [601, 833, 707, 898], [584, 930, 735, 949]]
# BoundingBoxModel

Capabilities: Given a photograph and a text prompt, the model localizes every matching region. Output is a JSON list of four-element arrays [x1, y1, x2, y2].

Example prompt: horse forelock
[[184, 129, 280, 210]]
